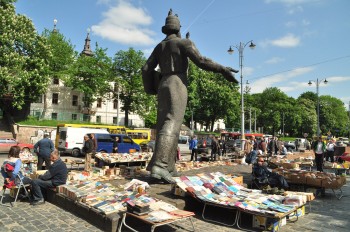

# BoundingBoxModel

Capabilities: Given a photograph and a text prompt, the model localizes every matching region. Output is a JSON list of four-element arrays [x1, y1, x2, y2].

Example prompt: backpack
[[4, 163, 15, 172]]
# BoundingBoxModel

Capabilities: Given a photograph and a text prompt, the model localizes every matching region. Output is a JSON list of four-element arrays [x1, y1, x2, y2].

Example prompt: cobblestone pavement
[[1, 155, 349, 232]]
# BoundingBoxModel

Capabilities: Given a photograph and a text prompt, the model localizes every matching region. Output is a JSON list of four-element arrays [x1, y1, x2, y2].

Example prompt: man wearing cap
[[325, 138, 336, 163], [253, 157, 289, 190], [312, 136, 326, 171], [142, 9, 239, 183]]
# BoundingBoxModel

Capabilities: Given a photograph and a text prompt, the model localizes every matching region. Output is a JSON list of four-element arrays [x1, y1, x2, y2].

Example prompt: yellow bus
[[55, 123, 126, 148], [125, 129, 151, 145]]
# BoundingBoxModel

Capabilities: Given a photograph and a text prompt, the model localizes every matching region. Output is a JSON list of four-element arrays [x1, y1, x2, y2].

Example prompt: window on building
[[53, 78, 59, 85], [96, 115, 101, 123], [34, 111, 41, 119], [72, 95, 78, 106], [51, 113, 57, 120], [72, 114, 77, 121], [113, 99, 118, 109], [113, 117, 118, 124], [114, 83, 118, 92], [52, 93, 58, 104], [97, 98, 102, 108], [83, 114, 91, 122], [83, 97, 89, 107]]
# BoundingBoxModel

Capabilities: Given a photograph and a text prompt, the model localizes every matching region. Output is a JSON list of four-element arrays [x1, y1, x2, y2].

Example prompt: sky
[[15, 0, 350, 109]]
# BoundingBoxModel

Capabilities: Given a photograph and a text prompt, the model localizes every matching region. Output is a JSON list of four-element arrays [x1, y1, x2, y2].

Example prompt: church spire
[[81, 28, 93, 56]]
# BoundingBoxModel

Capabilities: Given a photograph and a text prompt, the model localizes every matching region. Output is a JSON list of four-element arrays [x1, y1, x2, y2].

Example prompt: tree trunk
[[42, 93, 47, 119], [124, 108, 129, 127]]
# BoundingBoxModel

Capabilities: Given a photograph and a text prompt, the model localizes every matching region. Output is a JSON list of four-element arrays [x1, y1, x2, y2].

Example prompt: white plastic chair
[[1, 174, 31, 207]]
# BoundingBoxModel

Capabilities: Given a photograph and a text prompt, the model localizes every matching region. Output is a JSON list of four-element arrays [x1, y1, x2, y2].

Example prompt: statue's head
[[162, 9, 181, 35]]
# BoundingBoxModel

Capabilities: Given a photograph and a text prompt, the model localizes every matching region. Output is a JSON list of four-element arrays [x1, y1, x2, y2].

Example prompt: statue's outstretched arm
[[185, 41, 239, 84]]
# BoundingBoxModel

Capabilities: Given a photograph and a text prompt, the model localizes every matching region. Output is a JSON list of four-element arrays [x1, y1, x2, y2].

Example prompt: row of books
[[58, 178, 194, 220], [174, 172, 311, 217], [95, 152, 153, 163]]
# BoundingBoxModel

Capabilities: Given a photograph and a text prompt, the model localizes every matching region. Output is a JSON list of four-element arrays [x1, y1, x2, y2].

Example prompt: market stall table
[[118, 211, 195, 232]]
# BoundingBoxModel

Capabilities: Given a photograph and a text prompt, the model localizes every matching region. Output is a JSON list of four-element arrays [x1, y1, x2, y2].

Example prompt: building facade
[[29, 78, 145, 127]]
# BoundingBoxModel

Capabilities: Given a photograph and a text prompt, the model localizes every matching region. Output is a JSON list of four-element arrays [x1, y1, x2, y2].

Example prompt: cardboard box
[[322, 176, 345, 189], [306, 176, 323, 187], [172, 184, 186, 197], [287, 206, 305, 220], [252, 215, 284, 231], [232, 176, 243, 185], [290, 174, 306, 184]]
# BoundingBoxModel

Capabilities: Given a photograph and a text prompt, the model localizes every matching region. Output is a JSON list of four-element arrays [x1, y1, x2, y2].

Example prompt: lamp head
[[227, 46, 234, 55], [324, 79, 328, 84], [53, 19, 57, 26], [308, 81, 312, 86], [249, 41, 256, 49]]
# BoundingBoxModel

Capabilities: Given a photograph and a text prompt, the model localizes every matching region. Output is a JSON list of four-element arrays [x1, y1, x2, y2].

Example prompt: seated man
[[30, 149, 67, 206], [253, 157, 289, 190]]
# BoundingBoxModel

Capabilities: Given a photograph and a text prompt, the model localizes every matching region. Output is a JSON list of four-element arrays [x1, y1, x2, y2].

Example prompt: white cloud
[[265, 57, 285, 64], [270, 33, 300, 47], [243, 67, 254, 76], [91, 0, 156, 46], [250, 67, 314, 93], [265, 0, 317, 6], [325, 76, 350, 83]]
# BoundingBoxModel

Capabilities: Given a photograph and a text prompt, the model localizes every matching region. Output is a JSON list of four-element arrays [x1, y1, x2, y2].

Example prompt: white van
[[57, 127, 109, 157]]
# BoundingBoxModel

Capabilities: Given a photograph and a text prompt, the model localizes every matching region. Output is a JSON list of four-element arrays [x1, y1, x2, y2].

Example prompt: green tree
[[254, 87, 292, 135], [319, 95, 348, 136], [65, 44, 113, 110], [41, 28, 77, 118], [0, 0, 51, 119], [297, 97, 317, 136], [185, 63, 239, 131], [113, 48, 147, 127]]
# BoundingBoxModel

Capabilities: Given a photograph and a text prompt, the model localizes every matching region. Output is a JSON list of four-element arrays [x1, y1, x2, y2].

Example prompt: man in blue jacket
[[30, 149, 67, 206], [34, 134, 55, 170], [189, 136, 198, 161]]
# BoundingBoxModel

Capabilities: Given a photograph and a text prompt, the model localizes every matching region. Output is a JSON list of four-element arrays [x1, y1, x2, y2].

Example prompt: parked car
[[197, 138, 212, 154], [0, 138, 34, 153], [284, 141, 296, 151], [94, 133, 141, 154], [140, 140, 155, 152]]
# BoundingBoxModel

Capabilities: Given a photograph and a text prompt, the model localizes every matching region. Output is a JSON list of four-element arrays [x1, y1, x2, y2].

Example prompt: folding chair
[[1, 173, 31, 207], [251, 171, 270, 190]]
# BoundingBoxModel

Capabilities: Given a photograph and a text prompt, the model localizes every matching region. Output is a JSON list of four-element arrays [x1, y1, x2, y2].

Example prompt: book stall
[[176, 160, 238, 172], [56, 176, 195, 232], [272, 167, 346, 199], [95, 151, 153, 168], [269, 156, 314, 171], [172, 172, 314, 231]]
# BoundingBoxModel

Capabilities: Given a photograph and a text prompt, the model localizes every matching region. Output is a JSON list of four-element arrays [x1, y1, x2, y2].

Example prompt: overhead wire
[[247, 55, 350, 82]]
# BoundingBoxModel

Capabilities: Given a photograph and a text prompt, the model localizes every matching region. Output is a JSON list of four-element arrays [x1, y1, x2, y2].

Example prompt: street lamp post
[[228, 41, 256, 150], [308, 78, 328, 136]]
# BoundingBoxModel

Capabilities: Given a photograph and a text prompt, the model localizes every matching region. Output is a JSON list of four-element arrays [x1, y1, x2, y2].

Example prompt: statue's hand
[[227, 67, 239, 73], [222, 67, 239, 84]]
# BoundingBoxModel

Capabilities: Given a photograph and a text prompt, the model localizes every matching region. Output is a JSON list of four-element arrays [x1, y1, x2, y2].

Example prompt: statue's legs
[[147, 74, 187, 182]]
